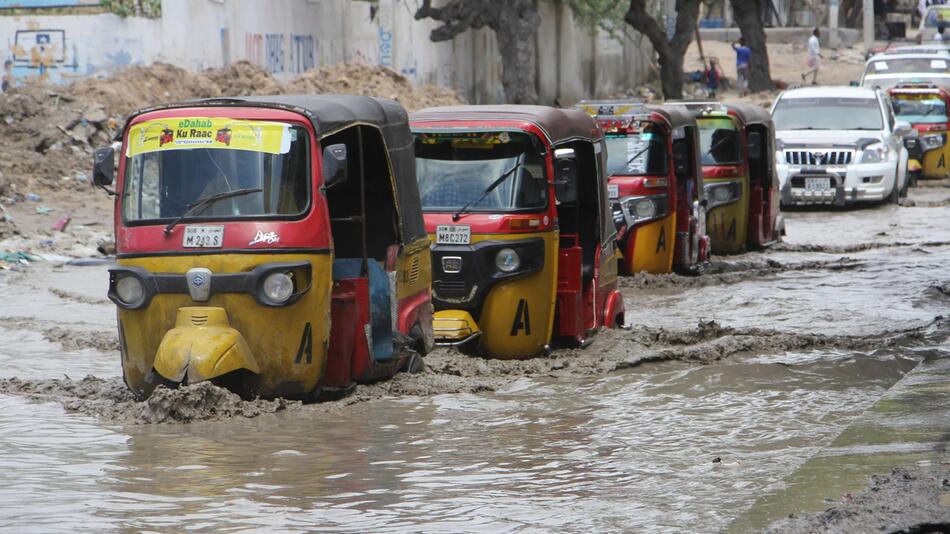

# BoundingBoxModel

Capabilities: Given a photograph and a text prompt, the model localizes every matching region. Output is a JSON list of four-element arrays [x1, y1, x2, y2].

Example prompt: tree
[[730, 0, 774, 92], [623, 0, 702, 100], [415, 0, 541, 104]]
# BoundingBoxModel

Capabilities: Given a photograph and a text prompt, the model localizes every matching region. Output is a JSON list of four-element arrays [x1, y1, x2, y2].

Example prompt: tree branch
[[624, 0, 672, 58]]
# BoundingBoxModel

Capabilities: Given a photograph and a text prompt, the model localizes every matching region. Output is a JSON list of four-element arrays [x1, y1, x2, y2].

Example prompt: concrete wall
[[1, 0, 656, 105]]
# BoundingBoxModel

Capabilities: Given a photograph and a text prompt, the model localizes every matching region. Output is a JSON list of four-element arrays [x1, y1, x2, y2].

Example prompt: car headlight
[[262, 272, 294, 303], [860, 143, 887, 163], [115, 276, 145, 307], [921, 134, 946, 151], [495, 248, 520, 273]]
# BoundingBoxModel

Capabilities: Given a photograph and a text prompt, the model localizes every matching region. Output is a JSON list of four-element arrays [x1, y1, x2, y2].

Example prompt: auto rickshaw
[[575, 100, 710, 274], [92, 95, 434, 399], [409, 105, 624, 358], [889, 83, 950, 181], [677, 101, 784, 253]]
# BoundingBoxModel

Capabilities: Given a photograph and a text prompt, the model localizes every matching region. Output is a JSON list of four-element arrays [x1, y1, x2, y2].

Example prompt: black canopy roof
[[410, 105, 602, 146], [723, 103, 773, 128], [126, 94, 426, 244]]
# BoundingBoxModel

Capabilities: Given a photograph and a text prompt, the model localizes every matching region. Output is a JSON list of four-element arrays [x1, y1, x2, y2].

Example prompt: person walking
[[704, 58, 720, 98], [801, 28, 821, 85], [732, 38, 751, 97]]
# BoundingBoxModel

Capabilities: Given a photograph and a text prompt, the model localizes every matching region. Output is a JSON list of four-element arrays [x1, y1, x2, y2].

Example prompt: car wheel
[[889, 180, 900, 204]]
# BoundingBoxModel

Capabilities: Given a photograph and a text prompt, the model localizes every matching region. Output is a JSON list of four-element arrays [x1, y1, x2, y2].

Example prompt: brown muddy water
[[2, 187, 950, 532]]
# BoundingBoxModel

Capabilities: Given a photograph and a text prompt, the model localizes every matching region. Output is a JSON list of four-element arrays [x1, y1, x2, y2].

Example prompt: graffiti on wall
[[377, 0, 394, 68], [7, 27, 78, 84], [244, 32, 316, 74]]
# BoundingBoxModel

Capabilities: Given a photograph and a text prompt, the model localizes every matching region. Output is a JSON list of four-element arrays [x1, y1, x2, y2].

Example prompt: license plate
[[182, 225, 224, 248], [436, 225, 471, 245], [804, 177, 831, 191], [607, 184, 619, 199]]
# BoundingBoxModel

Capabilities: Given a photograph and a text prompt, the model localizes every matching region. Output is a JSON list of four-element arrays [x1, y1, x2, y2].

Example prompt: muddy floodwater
[[2, 186, 950, 532]]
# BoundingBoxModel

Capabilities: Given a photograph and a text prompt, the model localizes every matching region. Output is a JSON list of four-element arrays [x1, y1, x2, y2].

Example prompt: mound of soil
[[0, 61, 464, 199]]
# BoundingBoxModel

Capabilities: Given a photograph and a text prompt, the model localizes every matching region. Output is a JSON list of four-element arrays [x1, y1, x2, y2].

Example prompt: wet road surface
[[1, 185, 949, 532]]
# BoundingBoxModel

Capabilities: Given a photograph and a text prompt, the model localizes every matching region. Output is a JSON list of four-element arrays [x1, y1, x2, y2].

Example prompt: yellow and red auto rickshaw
[[410, 105, 624, 358], [93, 95, 433, 399], [678, 102, 784, 254], [889, 83, 950, 182], [575, 101, 710, 274]]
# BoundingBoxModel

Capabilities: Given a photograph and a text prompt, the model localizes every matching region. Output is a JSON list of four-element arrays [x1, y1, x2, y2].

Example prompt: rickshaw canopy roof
[[723, 103, 774, 129], [127, 94, 426, 244], [410, 105, 602, 146], [574, 100, 696, 131]]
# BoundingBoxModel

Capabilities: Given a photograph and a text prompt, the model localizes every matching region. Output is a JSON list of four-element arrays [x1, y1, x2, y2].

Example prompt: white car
[[771, 86, 911, 206], [860, 49, 950, 91]]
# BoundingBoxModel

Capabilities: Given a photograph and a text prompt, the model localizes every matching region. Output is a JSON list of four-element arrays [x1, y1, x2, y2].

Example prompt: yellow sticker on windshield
[[697, 117, 736, 130], [126, 117, 291, 157]]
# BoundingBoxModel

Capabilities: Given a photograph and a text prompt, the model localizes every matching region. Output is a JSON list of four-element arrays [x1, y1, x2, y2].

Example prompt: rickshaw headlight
[[115, 276, 145, 306], [495, 248, 520, 273], [712, 184, 734, 202], [633, 198, 656, 219], [262, 272, 294, 303], [921, 134, 945, 150]]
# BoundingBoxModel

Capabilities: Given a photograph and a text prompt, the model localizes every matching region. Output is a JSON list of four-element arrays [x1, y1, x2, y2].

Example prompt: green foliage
[[562, 0, 628, 34], [100, 0, 161, 19]]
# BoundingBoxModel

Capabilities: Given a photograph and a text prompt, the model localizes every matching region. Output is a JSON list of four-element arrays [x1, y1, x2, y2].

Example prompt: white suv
[[771, 86, 911, 206]]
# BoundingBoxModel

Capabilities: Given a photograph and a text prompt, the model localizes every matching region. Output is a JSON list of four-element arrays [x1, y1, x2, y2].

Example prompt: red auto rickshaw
[[93, 95, 433, 399], [411, 105, 624, 358]]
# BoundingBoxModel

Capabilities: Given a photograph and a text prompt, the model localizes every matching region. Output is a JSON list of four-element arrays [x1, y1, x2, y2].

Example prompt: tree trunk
[[731, 0, 774, 92], [493, 0, 540, 104], [625, 0, 700, 100]]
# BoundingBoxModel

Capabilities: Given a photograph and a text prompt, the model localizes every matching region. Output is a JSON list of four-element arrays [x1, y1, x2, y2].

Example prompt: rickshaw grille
[[434, 280, 470, 298], [190, 315, 209, 327]]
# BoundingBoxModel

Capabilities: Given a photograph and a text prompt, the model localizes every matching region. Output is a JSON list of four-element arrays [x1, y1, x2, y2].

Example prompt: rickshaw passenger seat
[[331, 258, 395, 361]]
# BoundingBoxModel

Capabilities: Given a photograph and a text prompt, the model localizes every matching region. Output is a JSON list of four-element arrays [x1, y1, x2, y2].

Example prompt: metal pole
[[863, 0, 874, 54]]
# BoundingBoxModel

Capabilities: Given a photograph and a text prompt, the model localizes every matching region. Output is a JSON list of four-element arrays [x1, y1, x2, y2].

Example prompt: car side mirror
[[93, 147, 115, 187], [322, 143, 348, 189], [672, 142, 689, 176], [747, 131, 762, 160], [894, 121, 913, 136], [554, 147, 578, 204]]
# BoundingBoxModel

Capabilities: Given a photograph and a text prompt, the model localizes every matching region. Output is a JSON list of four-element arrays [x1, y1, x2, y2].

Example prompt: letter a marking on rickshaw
[[295, 322, 313, 364], [656, 226, 667, 253], [510, 299, 531, 336]]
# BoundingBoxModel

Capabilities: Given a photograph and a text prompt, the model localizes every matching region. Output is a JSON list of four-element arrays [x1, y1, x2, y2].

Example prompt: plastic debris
[[35, 206, 53, 215], [24, 193, 41, 202], [52, 215, 70, 232]]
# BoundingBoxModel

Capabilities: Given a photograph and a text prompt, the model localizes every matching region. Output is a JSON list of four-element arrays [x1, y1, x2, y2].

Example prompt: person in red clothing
[[704, 58, 721, 98]]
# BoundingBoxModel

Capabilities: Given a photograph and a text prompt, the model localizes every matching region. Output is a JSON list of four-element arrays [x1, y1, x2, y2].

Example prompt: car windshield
[[863, 76, 950, 90], [604, 132, 667, 176], [892, 94, 949, 123], [122, 120, 310, 222], [867, 58, 950, 75], [414, 131, 547, 212], [772, 97, 883, 130], [698, 118, 741, 165]]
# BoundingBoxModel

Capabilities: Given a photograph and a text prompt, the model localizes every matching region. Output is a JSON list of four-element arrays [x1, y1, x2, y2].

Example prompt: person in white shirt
[[936, 25, 946, 41], [801, 28, 821, 85]]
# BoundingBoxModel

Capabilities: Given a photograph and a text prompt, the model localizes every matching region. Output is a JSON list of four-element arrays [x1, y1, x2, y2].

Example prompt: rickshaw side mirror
[[747, 131, 762, 160], [553, 148, 578, 204], [322, 143, 348, 189], [672, 142, 689, 176], [93, 147, 115, 187]]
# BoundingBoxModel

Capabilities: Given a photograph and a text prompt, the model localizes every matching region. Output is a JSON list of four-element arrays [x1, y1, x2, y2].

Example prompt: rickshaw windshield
[[892, 94, 949, 123], [122, 120, 310, 223], [604, 133, 667, 176], [698, 119, 741, 165], [414, 131, 547, 212]]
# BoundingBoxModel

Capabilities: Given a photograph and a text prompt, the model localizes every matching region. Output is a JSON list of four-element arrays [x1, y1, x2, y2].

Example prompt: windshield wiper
[[620, 145, 652, 173], [163, 187, 263, 235], [451, 163, 523, 222]]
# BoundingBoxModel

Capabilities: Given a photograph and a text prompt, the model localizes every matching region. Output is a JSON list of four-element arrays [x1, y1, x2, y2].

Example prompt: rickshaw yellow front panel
[[706, 177, 749, 255], [922, 142, 950, 179], [628, 213, 676, 274], [431, 230, 559, 359], [432, 310, 480, 341], [117, 253, 333, 398]]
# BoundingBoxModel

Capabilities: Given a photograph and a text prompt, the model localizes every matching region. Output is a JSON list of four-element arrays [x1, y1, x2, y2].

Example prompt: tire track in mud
[[0, 316, 118, 352], [774, 240, 950, 254], [3, 317, 946, 425], [619, 257, 864, 290]]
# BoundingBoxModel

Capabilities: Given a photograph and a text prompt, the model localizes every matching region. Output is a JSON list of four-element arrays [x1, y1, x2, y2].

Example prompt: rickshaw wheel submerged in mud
[[678, 101, 784, 254], [410, 105, 624, 359], [575, 101, 711, 274], [93, 95, 434, 400]]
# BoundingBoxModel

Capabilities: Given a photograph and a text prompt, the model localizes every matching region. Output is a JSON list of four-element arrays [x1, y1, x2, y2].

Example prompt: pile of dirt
[[286, 62, 462, 111], [0, 61, 464, 199]]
